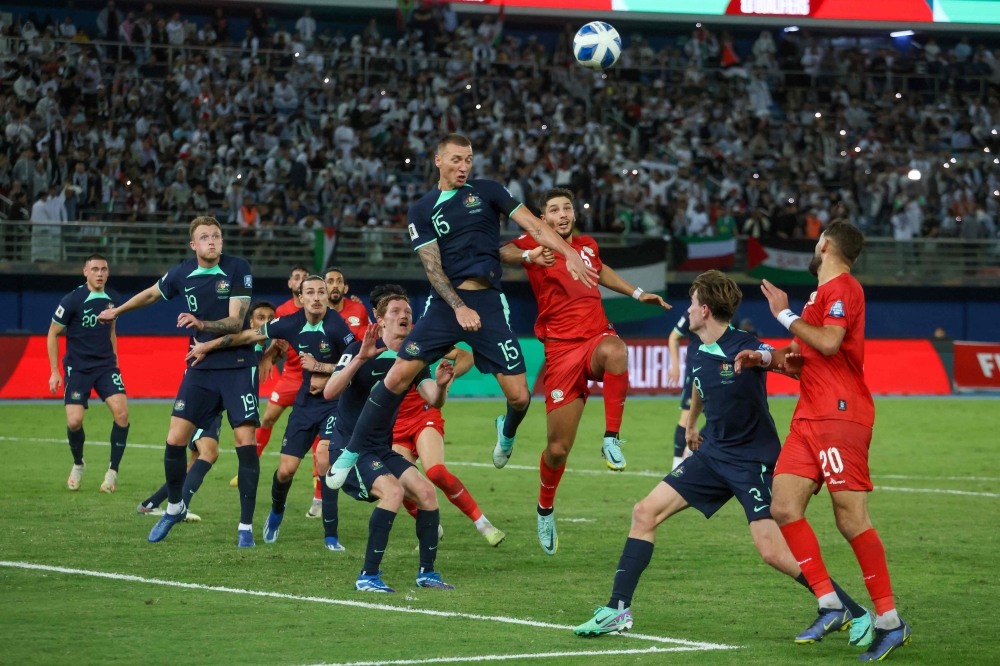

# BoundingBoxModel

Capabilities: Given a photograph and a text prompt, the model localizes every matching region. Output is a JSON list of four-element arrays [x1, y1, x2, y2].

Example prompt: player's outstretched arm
[[498, 242, 554, 267], [598, 265, 671, 309], [178, 296, 250, 336], [685, 390, 704, 451], [47, 321, 65, 395], [667, 328, 682, 386], [509, 207, 598, 287], [323, 325, 379, 400], [418, 359, 454, 408], [185, 327, 265, 366], [416, 242, 481, 331], [760, 280, 846, 356], [98, 283, 161, 322]]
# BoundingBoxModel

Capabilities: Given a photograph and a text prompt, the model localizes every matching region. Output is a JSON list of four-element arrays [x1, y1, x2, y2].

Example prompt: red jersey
[[792, 272, 875, 427], [508, 234, 612, 342], [395, 385, 434, 425], [275, 298, 303, 378], [334, 298, 371, 341]]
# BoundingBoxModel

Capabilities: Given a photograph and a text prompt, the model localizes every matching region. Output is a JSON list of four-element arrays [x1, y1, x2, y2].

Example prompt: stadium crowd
[[2, 3, 1000, 263]]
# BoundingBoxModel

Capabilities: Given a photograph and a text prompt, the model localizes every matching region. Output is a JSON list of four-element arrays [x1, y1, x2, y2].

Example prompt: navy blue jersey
[[53, 285, 122, 372], [688, 327, 781, 466], [407, 179, 522, 291], [263, 309, 355, 408], [673, 314, 702, 345], [334, 339, 432, 449], [158, 254, 253, 370]]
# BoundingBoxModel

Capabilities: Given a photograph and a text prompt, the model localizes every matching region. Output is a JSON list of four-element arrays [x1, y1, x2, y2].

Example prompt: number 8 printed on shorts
[[818, 447, 844, 477]]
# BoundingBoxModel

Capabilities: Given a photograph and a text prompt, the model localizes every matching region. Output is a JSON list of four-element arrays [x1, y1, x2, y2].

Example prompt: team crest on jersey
[[670, 464, 685, 477], [550, 389, 565, 403], [71, 391, 81, 400], [348, 316, 360, 326], [719, 362, 734, 378], [464, 193, 482, 208], [215, 279, 231, 294], [829, 300, 845, 318], [371, 460, 384, 471], [174, 399, 186, 411], [319, 339, 330, 354], [406, 341, 420, 356], [583, 246, 594, 255]]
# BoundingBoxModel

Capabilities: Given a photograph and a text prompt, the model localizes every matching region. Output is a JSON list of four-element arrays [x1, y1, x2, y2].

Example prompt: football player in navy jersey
[[47, 254, 130, 494], [186, 277, 355, 550], [667, 313, 701, 470], [327, 134, 599, 490], [99, 217, 261, 547], [574, 271, 871, 644]]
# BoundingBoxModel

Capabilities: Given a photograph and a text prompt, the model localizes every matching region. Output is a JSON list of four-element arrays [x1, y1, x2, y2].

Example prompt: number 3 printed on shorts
[[818, 447, 844, 477]]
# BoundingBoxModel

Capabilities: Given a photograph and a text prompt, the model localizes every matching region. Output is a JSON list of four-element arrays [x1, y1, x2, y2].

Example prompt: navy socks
[[608, 538, 654, 610]]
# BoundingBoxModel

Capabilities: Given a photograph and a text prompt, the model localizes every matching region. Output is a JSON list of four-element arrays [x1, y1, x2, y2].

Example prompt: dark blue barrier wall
[[7, 275, 1000, 341]]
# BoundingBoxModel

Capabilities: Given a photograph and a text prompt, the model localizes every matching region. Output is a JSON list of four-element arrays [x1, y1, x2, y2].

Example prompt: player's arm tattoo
[[202, 299, 250, 335], [416, 242, 466, 310], [212, 325, 264, 351]]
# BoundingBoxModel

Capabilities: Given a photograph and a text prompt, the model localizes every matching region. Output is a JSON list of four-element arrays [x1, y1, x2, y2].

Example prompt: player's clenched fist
[[177, 313, 205, 331], [49, 371, 63, 395], [435, 359, 455, 386], [455, 305, 481, 331], [97, 307, 117, 324], [685, 425, 703, 451]]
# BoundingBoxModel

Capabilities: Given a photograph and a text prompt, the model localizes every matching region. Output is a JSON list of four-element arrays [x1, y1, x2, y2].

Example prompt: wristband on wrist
[[521, 249, 532, 264], [632, 287, 644, 300], [758, 350, 773, 367], [777, 309, 801, 330]]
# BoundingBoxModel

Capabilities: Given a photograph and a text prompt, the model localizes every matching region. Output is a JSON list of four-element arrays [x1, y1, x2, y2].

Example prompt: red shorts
[[543, 332, 616, 413], [392, 408, 445, 459], [776, 419, 874, 493], [269, 372, 302, 408]]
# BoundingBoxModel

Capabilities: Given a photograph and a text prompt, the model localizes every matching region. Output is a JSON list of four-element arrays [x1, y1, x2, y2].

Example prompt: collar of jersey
[[299, 319, 326, 334], [376, 349, 398, 359], [434, 184, 472, 209], [186, 264, 227, 278], [698, 327, 737, 359], [84, 290, 111, 302]]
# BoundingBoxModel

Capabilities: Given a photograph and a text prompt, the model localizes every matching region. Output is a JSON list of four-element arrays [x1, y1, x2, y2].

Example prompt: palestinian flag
[[314, 228, 337, 273], [746, 237, 817, 285], [598, 237, 666, 322], [673, 234, 736, 271]]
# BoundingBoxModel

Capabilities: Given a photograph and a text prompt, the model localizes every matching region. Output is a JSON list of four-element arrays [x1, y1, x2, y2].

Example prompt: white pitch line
[[299, 646, 717, 666], [3, 436, 996, 498], [0, 561, 738, 651]]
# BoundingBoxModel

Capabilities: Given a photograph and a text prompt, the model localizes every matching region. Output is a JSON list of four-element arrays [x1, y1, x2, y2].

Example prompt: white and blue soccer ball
[[573, 22, 622, 71]]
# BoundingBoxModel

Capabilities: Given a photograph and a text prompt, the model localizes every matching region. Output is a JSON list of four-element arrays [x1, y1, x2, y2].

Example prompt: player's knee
[[833, 508, 871, 541], [383, 482, 405, 508], [112, 408, 129, 427], [67, 415, 84, 431], [414, 480, 438, 510], [276, 463, 297, 483], [507, 389, 530, 411], [769, 499, 800, 526], [544, 444, 569, 468], [602, 339, 629, 374], [201, 446, 219, 465], [631, 500, 657, 531]]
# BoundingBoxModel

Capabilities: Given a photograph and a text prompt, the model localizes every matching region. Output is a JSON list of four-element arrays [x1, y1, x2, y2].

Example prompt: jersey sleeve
[[478, 179, 522, 217], [408, 201, 437, 251], [507, 233, 538, 252], [230, 257, 253, 299], [821, 279, 861, 329], [52, 293, 75, 327], [673, 315, 689, 337], [262, 315, 296, 341], [157, 265, 183, 300], [334, 340, 363, 372], [735, 332, 774, 355]]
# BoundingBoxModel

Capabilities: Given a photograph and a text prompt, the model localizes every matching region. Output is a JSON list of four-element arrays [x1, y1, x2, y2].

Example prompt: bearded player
[[500, 187, 670, 555], [326, 134, 597, 490], [736, 220, 910, 661]]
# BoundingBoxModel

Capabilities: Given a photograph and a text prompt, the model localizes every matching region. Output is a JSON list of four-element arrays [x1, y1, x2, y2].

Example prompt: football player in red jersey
[[393, 344, 506, 547], [736, 220, 910, 660], [230, 266, 308, 488], [325, 268, 371, 341], [501, 188, 670, 554]]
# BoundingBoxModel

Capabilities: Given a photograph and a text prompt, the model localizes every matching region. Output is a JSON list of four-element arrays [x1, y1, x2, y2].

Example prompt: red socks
[[850, 528, 896, 614], [403, 499, 418, 518], [255, 427, 273, 457], [602, 370, 628, 434], [538, 453, 566, 510], [426, 464, 482, 522], [779, 518, 835, 598]]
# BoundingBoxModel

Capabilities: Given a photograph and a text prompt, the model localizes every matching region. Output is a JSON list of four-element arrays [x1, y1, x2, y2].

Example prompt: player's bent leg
[[307, 439, 328, 517], [65, 405, 86, 490], [264, 454, 304, 544], [399, 467, 454, 590], [749, 518, 801, 577], [233, 424, 259, 547], [102, 394, 129, 492], [355, 474, 402, 593], [575, 482, 688, 637], [149, 420, 199, 544], [590, 336, 629, 471], [537, 399, 582, 555], [316, 440, 345, 551], [493, 373, 530, 468]]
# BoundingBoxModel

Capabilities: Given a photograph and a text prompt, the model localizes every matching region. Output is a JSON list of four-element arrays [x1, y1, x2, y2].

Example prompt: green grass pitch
[[1, 398, 998, 665]]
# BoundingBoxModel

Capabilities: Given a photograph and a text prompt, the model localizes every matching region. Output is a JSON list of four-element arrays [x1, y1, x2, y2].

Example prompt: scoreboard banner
[[451, 0, 1000, 24], [0, 335, 950, 399], [953, 341, 1000, 391]]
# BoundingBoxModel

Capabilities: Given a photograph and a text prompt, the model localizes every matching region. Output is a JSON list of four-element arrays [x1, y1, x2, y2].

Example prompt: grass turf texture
[[0, 398, 997, 666]]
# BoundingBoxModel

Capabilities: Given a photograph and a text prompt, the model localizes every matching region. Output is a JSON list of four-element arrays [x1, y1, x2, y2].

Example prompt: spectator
[[96, 1, 123, 41], [297, 8, 317, 48]]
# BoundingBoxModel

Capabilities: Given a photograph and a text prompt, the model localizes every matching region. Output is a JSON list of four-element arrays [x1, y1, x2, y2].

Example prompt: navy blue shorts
[[280, 401, 338, 459], [328, 432, 414, 503], [664, 451, 775, 523], [172, 367, 259, 431], [189, 413, 224, 451], [400, 288, 525, 376], [64, 365, 125, 408]]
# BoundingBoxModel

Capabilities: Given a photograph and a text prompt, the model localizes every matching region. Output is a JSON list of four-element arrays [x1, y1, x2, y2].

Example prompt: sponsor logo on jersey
[[408, 223, 419, 240], [829, 300, 845, 318], [244, 275, 253, 288], [71, 391, 81, 400], [174, 399, 186, 411], [550, 389, 565, 403], [348, 316, 360, 326], [215, 279, 231, 294], [464, 193, 482, 208], [55, 305, 65, 318], [406, 341, 420, 356], [370, 460, 384, 470], [719, 362, 734, 378]]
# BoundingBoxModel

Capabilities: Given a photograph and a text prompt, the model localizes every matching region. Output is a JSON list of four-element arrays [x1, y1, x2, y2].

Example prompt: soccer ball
[[573, 22, 622, 71]]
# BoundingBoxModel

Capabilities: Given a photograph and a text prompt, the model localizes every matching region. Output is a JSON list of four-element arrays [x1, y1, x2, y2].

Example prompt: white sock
[[818, 591, 843, 609], [672, 456, 683, 470], [166, 501, 185, 516], [875, 609, 901, 630], [474, 515, 492, 534], [238, 522, 252, 531]]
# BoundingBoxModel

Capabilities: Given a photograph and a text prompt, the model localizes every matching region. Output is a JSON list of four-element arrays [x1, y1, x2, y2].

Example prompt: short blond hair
[[189, 216, 222, 239]]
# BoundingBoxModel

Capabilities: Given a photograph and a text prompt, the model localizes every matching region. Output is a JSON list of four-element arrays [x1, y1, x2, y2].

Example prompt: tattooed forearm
[[417, 242, 466, 311], [202, 299, 250, 335], [529, 223, 544, 240], [216, 335, 233, 350]]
